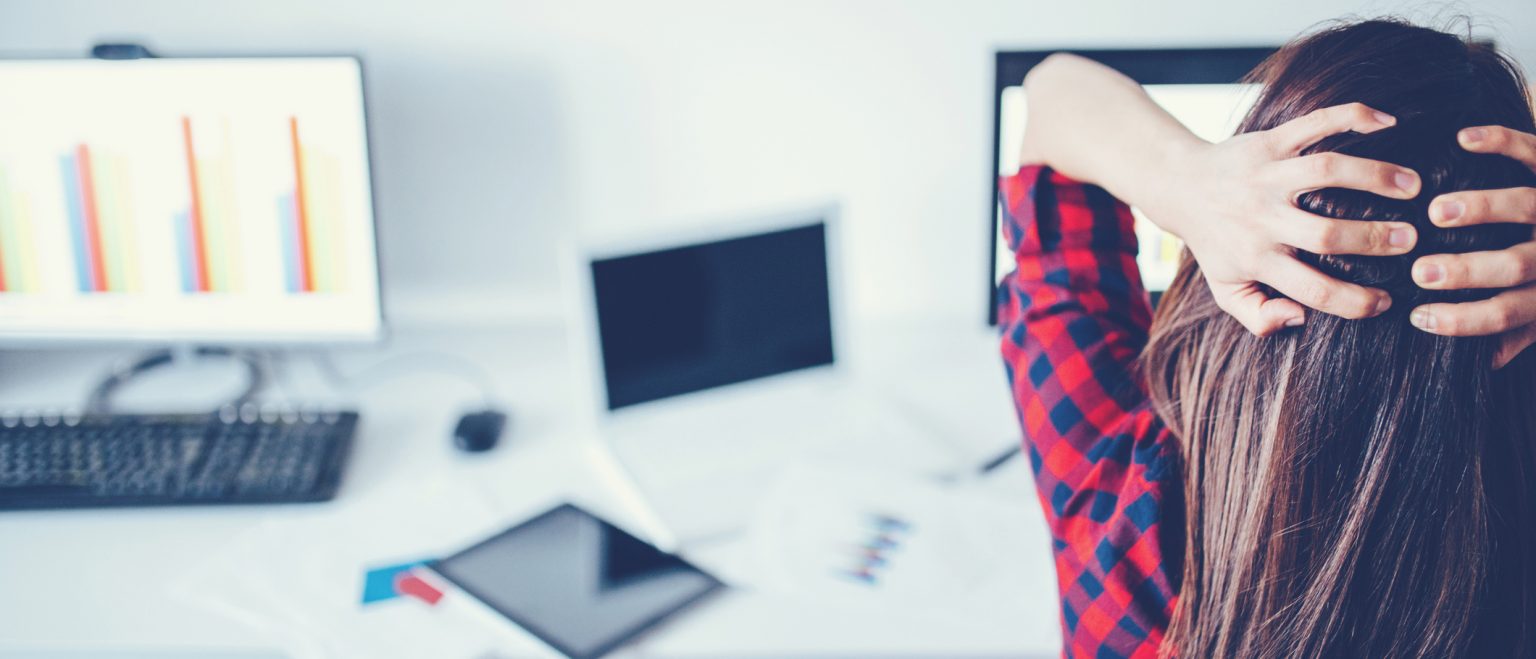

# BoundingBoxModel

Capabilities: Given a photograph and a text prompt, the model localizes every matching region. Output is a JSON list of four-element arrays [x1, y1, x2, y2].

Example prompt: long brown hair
[[1146, 19, 1536, 658]]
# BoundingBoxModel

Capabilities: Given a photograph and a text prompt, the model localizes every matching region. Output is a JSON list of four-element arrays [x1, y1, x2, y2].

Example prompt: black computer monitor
[[986, 48, 1275, 325]]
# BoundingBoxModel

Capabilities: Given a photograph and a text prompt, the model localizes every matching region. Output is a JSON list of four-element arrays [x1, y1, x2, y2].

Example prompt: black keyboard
[[0, 406, 357, 510]]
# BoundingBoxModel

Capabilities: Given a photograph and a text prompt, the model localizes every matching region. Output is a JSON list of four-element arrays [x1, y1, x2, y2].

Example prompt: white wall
[[2, 0, 1532, 328]]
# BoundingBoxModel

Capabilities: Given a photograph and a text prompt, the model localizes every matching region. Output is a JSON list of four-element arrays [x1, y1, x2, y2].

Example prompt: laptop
[[569, 205, 897, 547]]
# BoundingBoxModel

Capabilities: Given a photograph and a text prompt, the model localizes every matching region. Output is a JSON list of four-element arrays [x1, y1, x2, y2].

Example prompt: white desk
[[0, 321, 1060, 658]]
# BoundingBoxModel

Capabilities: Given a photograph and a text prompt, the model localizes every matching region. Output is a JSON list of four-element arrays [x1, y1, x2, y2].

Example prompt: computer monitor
[[0, 56, 382, 343], [987, 48, 1274, 325]]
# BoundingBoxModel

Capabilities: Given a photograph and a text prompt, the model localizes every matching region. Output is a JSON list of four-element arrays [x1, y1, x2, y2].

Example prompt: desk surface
[[0, 321, 1059, 658]]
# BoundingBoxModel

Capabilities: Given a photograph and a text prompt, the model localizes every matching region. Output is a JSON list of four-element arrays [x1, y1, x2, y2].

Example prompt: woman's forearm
[[1018, 53, 1204, 235]]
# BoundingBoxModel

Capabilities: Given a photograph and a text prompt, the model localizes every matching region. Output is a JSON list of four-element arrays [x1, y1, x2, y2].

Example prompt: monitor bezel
[[986, 47, 1276, 326], [0, 52, 388, 347]]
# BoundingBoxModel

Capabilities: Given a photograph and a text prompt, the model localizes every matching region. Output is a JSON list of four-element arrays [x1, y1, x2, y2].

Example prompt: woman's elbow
[[1022, 52, 1091, 94]]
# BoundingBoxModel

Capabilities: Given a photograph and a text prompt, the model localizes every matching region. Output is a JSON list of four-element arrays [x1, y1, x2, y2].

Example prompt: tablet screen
[[428, 504, 724, 659]]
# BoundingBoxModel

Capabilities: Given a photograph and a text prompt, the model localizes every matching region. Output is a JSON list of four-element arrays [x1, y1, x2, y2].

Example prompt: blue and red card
[[361, 559, 444, 606]]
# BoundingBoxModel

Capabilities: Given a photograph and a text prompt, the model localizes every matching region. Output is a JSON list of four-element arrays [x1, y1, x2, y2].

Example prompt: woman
[[1000, 19, 1536, 658]]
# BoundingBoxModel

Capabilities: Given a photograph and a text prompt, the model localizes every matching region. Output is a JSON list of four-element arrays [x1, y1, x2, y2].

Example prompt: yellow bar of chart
[[94, 154, 142, 292], [0, 169, 39, 293]]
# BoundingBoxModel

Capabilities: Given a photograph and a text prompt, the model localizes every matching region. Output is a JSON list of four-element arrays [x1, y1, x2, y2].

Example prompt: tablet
[[427, 504, 725, 659]]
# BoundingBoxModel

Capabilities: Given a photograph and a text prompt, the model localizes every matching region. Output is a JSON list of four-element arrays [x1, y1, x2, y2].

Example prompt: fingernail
[[1375, 296, 1392, 315], [1415, 262, 1445, 284], [1389, 227, 1413, 248], [1394, 171, 1418, 194], [1461, 127, 1486, 144], [1373, 110, 1396, 125], [1436, 200, 1465, 224], [1284, 316, 1305, 328], [1411, 308, 1437, 330]]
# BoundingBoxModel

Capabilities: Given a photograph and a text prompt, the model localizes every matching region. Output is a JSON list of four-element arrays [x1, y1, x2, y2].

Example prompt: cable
[[976, 443, 1022, 476], [84, 346, 503, 417], [84, 347, 268, 415]]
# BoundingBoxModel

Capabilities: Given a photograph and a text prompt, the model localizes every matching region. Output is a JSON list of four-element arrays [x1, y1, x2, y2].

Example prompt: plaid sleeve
[[996, 165, 1181, 659]]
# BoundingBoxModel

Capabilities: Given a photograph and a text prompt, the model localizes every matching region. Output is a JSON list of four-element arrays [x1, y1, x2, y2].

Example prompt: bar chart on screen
[[35, 114, 356, 298], [0, 58, 381, 341]]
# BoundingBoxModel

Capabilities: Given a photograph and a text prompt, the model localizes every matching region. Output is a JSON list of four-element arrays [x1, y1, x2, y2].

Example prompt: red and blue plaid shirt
[[997, 165, 1182, 659]]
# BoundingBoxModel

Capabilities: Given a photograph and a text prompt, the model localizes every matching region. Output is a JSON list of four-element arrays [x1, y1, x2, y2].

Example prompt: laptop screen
[[590, 222, 834, 410]]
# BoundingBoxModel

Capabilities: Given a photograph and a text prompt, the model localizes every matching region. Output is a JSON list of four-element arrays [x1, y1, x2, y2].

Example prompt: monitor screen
[[988, 49, 1274, 324], [0, 57, 382, 343], [590, 222, 834, 410]]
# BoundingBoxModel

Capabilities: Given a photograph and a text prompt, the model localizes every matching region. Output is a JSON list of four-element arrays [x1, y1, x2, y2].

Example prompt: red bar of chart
[[60, 144, 138, 293], [177, 116, 243, 294], [281, 116, 345, 294], [179, 117, 211, 292]]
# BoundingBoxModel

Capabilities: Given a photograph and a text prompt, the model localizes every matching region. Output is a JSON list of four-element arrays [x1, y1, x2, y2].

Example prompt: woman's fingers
[[1265, 256, 1391, 319], [1413, 126, 1536, 363], [1209, 280, 1307, 336], [1410, 282, 1536, 336], [1279, 152, 1421, 200], [1428, 187, 1536, 226], [1457, 125, 1536, 170], [1267, 102, 1396, 156], [1413, 241, 1536, 290], [1444, 128, 1536, 231], [1277, 210, 1417, 255]]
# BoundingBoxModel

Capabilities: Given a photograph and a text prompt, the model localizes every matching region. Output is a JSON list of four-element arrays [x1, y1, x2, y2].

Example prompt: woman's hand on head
[[1145, 103, 1422, 336], [1406, 126, 1536, 367]]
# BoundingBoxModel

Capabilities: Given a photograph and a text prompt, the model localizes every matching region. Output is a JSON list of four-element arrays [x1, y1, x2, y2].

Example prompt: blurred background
[[0, 1, 1530, 657], [14, 0, 1532, 326]]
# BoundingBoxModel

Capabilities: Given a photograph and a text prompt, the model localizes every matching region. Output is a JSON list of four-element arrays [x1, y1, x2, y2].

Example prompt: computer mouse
[[453, 409, 508, 453]]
